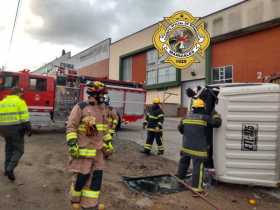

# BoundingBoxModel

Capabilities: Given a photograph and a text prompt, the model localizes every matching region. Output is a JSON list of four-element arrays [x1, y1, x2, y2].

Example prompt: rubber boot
[[6, 170, 15, 182], [71, 203, 81, 210], [157, 150, 164, 155], [140, 149, 151, 155]]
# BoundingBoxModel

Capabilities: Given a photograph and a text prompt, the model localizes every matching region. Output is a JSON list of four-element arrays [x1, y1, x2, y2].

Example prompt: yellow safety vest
[[0, 95, 30, 126]]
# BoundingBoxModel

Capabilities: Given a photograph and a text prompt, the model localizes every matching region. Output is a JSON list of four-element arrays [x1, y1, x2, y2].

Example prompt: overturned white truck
[[212, 83, 280, 187]]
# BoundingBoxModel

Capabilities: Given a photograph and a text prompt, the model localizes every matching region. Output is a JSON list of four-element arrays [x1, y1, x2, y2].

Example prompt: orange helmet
[[86, 81, 107, 96]]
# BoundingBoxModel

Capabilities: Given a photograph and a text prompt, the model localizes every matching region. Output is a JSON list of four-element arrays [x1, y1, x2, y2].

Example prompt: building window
[[212, 65, 233, 83], [29, 78, 47, 91], [146, 49, 176, 85], [0, 75, 19, 89], [122, 57, 132, 81]]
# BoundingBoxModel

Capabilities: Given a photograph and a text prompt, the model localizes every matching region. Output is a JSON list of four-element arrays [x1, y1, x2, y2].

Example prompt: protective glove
[[102, 142, 114, 158], [67, 139, 79, 158]]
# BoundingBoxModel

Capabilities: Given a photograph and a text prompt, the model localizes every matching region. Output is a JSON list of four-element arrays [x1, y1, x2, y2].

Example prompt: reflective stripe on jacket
[[0, 95, 30, 126], [178, 113, 209, 157], [178, 112, 222, 158], [144, 105, 164, 129]]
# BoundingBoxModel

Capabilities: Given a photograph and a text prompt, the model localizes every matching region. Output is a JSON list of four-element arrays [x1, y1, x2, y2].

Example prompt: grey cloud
[[26, 0, 244, 47], [25, 0, 175, 46], [26, 0, 117, 47]]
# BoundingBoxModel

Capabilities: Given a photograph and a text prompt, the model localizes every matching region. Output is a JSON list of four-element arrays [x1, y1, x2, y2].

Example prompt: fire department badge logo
[[153, 11, 210, 69]]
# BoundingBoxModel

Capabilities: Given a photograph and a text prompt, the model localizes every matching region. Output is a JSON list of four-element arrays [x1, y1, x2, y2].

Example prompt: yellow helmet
[[192, 98, 205, 108], [153, 97, 161, 104]]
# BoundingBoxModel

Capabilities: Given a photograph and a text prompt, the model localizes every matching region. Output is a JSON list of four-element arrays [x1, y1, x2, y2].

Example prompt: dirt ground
[[0, 132, 279, 210]]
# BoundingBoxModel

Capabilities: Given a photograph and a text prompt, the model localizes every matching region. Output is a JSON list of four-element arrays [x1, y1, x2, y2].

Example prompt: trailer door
[[124, 91, 145, 116], [107, 88, 125, 117]]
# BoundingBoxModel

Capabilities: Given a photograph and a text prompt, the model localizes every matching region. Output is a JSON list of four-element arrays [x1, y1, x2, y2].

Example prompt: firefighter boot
[[71, 203, 81, 210], [140, 149, 151, 155], [6, 170, 15, 182], [157, 150, 164, 155]]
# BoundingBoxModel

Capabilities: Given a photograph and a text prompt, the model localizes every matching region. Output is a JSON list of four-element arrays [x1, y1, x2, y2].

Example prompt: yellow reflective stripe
[[109, 129, 115, 134], [96, 124, 107, 131], [158, 145, 164, 150], [144, 144, 152, 150], [148, 114, 159, 119], [181, 147, 207, 157], [198, 162, 204, 190], [66, 132, 77, 141], [78, 124, 108, 133], [158, 114, 164, 117], [147, 128, 162, 132], [82, 190, 100, 198], [79, 149, 96, 157], [103, 133, 112, 142], [70, 185, 82, 197], [182, 119, 207, 126], [192, 187, 204, 192]]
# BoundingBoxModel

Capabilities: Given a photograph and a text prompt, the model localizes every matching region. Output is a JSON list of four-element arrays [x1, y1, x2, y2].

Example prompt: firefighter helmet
[[153, 97, 161, 104], [86, 81, 107, 96], [192, 98, 205, 108]]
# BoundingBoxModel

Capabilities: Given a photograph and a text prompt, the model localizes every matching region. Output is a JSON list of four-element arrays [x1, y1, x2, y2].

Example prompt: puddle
[[123, 174, 188, 194]]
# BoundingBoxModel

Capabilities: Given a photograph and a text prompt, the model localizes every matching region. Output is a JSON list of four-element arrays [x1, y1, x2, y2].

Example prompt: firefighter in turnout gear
[[103, 94, 118, 158], [142, 97, 164, 155], [66, 81, 108, 210], [176, 98, 221, 193], [0, 87, 31, 182]]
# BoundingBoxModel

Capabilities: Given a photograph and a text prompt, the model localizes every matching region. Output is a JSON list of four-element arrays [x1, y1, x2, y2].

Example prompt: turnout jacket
[[178, 112, 221, 158], [66, 101, 108, 173], [144, 105, 164, 131]]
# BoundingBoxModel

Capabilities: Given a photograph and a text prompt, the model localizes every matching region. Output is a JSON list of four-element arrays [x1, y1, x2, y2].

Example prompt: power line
[[4, 0, 22, 70]]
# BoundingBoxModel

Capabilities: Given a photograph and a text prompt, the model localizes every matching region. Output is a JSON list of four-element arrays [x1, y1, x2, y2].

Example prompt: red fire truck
[[0, 70, 146, 129]]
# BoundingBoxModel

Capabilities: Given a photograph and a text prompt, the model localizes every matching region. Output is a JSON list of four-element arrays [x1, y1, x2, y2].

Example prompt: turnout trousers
[[177, 153, 205, 192], [0, 125, 24, 173], [70, 150, 104, 210], [143, 131, 164, 153]]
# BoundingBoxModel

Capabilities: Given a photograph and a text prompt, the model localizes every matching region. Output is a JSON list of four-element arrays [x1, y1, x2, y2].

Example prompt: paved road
[[116, 117, 182, 162]]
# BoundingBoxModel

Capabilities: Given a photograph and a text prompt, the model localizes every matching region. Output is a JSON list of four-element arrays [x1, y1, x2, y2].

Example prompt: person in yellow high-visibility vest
[[0, 87, 31, 181]]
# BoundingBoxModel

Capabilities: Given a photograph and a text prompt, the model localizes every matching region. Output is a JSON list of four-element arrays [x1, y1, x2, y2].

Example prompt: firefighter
[[66, 81, 109, 210], [141, 97, 164, 155], [102, 94, 118, 158], [0, 87, 31, 181], [176, 98, 221, 193], [196, 87, 219, 169]]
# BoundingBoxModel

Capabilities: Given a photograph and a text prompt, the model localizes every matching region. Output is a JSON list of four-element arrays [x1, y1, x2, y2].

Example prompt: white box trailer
[[213, 83, 280, 187]]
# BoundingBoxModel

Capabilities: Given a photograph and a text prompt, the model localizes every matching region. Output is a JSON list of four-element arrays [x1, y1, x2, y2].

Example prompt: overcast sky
[[0, 0, 244, 71]]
